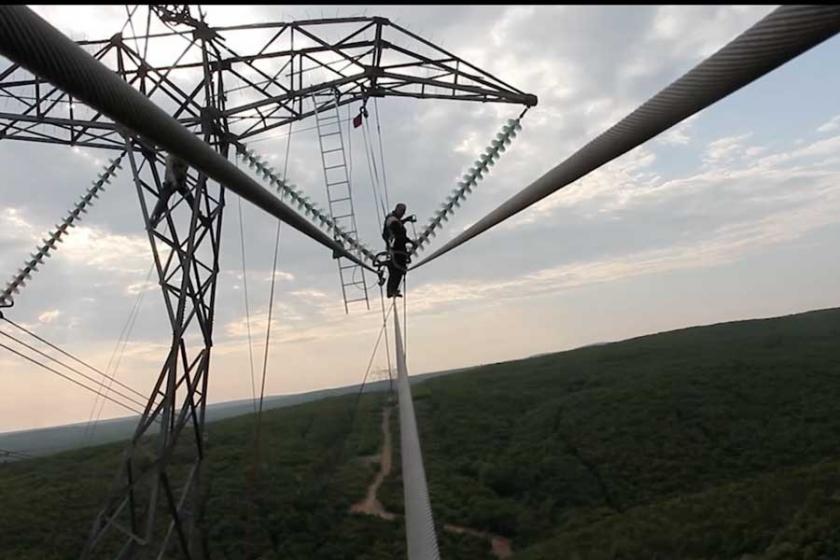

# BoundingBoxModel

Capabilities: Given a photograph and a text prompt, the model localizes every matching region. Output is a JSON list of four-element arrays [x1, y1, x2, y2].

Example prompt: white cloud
[[0, 208, 38, 244], [490, 6, 537, 47], [60, 225, 151, 275], [419, 129, 840, 319], [289, 289, 328, 299], [503, 144, 659, 226], [703, 133, 753, 165], [650, 6, 775, 61], [412, 185, 840, 316], [125, 280, 157, 296], [261, 271, 295, 283], [817, 115, 840, 134], [657, 114, 701, 146], [658, 125, 691, 146], [37, 310, 61, 324]]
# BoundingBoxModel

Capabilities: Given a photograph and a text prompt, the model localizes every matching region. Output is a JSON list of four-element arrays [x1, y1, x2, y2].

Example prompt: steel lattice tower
[[0, 5, 536, 557]]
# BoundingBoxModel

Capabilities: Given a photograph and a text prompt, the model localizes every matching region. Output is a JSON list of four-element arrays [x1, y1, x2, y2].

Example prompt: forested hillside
[[2, 307, 839, 559]]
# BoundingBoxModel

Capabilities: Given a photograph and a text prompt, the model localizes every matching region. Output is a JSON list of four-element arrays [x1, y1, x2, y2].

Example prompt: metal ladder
[[311, 89, 370, 313]]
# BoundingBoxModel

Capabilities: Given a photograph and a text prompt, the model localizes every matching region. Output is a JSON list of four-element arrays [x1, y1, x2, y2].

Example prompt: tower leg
[[82, 25, 230, 558], [82, 133, 225, 559]]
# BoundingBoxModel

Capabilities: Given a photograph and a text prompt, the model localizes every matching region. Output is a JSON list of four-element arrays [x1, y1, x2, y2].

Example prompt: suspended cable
[[402, 272, 408, 360], [123, 5, 143, 60], [142, 6, 152, 62], [257, 227, 281, 428], [248, 118, 356, 145], [349, 301, 395, 425], [361, 112, 388, 220], [403, 221, 418, 357], [413, 5, 840, 270], [373, 97, 391, 210], [391, 308, 440, 560], [1, 316, 147, 402], [0, 340, 143, 415], [85, 262, 154, 441], [379, 286, 395, 395], [346, 103, 353, 186], [0, 328, 147, 410], [360, 116, 386, 228], [236, 158, 258, 415], [245, 119, 293, 558], [251, 118, 293, 493]]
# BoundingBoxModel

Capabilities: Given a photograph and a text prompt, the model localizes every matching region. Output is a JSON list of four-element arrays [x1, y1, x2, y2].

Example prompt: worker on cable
[[149, 153, 199, 227], [382, 203, 416, 298]]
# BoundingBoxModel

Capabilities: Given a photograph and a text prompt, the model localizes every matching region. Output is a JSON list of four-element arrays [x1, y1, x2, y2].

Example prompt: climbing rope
[[361, 105, 389, 223], [373, 97, 391, 210]]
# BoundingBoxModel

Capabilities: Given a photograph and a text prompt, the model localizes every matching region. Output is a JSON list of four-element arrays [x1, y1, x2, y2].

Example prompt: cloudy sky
[[1, 5, 838, 433]]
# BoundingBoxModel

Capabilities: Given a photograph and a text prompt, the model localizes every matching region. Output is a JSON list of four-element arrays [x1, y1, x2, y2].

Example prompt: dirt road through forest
[[349, 402, 512, 558]]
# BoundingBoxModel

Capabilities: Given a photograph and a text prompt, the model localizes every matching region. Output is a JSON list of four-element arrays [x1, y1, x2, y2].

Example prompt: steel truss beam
[[0, 14, 537, 148]]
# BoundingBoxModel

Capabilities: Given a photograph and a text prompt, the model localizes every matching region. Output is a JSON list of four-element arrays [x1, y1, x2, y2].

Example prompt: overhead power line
[[392, 307, 440, 560], [0, 340, 144, 416], [0, 328, 147, 410], [413, 5, 840, 270], [1, 316, 148, 402]]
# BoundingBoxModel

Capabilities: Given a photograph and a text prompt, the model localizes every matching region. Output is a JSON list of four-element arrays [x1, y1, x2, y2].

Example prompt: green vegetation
[[2, 307, 840, 558]]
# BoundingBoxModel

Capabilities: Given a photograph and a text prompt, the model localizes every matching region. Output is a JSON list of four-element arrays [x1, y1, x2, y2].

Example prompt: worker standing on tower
[[382, 203, 416, 298], [149, 152, 197, 227]]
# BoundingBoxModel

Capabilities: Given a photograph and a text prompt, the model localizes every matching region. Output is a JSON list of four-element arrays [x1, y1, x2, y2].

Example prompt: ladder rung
[[324, 164, 346, 171], [329, 196, 351, 203], [345, 297, 369, 303], [326, 181, 349, 187], [323, 148, 343, 154], [320, 131, 342, 137]]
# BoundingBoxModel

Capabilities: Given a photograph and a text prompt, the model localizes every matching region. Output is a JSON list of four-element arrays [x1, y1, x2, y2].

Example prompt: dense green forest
[[2, 307, 840, 558]]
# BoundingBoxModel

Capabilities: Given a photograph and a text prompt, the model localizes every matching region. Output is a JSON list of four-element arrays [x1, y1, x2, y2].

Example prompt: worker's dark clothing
[[384, 212, 410, 298], [149, 154, 197, 227]]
